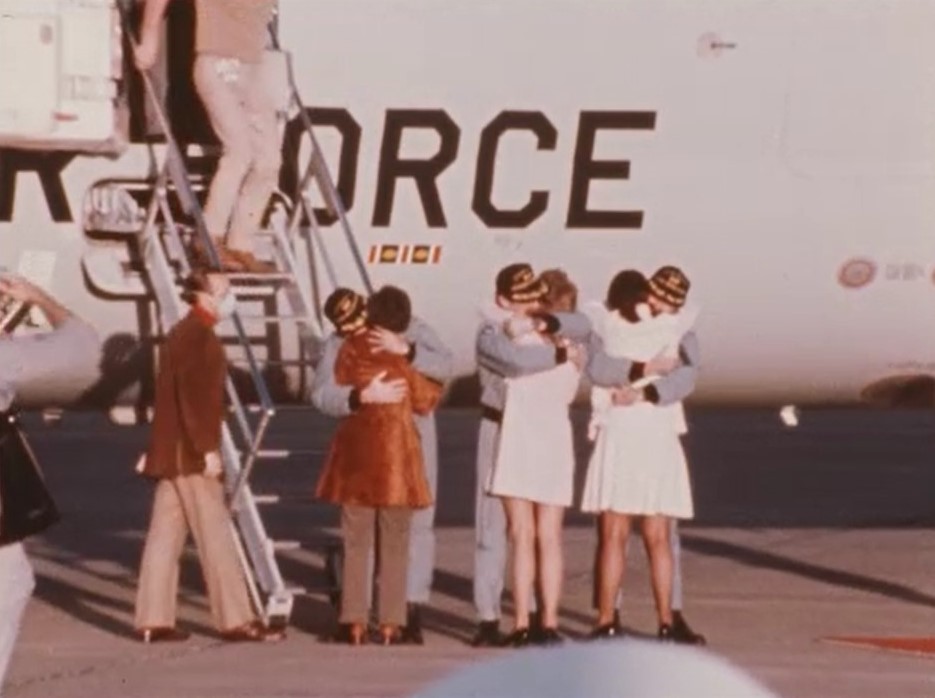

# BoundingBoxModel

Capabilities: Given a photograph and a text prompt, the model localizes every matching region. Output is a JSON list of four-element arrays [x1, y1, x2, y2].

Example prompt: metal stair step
[[231, 285, 279, 298], [229, 448, 292, 460], [218, 335, 280, 348], [234, 313, 311, 323], [251, 490, 321, 503], [121, 11, 353, 628], [163, 175, 208, 191], [228, 357, 316, 368], [87, 221, 144, 236], [227, 272, 294, 283], [256, 449, 291, 459], [184, 143, 224, 157]]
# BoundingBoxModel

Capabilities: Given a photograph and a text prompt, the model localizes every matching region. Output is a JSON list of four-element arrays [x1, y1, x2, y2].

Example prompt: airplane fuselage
[[1, 0, 934, 409]]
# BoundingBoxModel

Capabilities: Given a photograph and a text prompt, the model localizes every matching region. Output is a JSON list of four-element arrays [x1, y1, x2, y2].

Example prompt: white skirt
[[581, 403, 694, 518], [487, 363, 578, 507]]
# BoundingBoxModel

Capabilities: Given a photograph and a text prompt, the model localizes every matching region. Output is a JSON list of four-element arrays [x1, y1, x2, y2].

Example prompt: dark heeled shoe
[[537, 627, 564, 646], [502, 627, 532, 648], [589, 622, 624, 640], [658, 623, 674, 642]]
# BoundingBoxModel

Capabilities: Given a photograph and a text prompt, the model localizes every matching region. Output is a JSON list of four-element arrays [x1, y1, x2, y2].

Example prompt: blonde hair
[[539, 268, 578, 312]]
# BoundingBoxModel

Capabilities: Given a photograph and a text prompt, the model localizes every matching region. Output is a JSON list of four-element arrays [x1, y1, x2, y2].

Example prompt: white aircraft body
[[0, 0, 933, 409]]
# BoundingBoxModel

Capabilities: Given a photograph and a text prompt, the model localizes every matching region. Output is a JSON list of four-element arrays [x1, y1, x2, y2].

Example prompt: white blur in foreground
[[411, 640, 780, 698]]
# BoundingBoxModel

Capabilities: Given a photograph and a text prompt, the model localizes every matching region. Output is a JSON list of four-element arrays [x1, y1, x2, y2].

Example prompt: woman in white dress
[[580, 270, 698, 640], [485, 269, 581, 646]]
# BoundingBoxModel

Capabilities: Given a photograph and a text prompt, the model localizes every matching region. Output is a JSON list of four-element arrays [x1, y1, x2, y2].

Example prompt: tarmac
[[5, 407, 935, 697]]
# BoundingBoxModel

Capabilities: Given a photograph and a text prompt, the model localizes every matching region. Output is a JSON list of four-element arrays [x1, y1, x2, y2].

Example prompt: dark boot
[[671, 611, 706, 645], [400, 604, 425, 645], [471, 620, 505, 648]]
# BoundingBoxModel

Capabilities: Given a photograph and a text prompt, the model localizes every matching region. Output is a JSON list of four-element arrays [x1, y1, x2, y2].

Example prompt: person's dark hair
[[180, 269, 214, 305], [605, 270, 649, 321], [367, 285, 412, 333]]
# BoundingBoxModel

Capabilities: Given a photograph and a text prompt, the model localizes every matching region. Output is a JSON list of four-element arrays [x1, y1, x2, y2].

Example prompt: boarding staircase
[[80, 3, 372, 628]]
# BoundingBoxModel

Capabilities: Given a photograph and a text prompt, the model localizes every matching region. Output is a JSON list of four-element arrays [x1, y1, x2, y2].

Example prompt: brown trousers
[[135, 474, 255, 632], [340, 506, 412, 627]]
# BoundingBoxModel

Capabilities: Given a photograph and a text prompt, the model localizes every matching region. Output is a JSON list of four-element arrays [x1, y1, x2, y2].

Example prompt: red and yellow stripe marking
[[368, 244, 443, 265]]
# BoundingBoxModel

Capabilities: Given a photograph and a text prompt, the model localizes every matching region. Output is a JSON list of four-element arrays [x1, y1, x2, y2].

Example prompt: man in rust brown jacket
[[134, 271, 280, 643]]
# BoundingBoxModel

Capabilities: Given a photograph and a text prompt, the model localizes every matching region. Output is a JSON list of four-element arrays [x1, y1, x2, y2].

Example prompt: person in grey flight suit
[[471, 263, 591, 647], [310, 287, 453, 644], [0, 275, 99, 693], [586, 266, 706, 645]]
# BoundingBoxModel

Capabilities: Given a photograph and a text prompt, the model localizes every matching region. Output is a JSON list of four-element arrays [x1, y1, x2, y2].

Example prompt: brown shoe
[[348, 622, 367, 646], [326, 623, 367, 645], [216, 244, 250, 273], [220, 620, 285, 643], [225, 248, 277, 274], [379, 624, 405, 646], [191, 236, 246, 272], [137, 626, 191, 644]]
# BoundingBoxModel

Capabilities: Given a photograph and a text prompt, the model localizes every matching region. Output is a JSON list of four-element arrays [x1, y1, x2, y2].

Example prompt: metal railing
[[117, 0, 289, 621], [267, 22, 374, 297]]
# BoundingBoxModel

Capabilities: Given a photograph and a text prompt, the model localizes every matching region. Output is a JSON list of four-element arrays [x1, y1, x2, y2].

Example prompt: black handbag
[[0, 411, 60, 545]]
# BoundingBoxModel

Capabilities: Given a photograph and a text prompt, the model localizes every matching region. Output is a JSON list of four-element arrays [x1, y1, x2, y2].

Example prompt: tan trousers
[[193, 54, 281, 251], [135, 474, 255, 632], [341, 506, 412, 627]]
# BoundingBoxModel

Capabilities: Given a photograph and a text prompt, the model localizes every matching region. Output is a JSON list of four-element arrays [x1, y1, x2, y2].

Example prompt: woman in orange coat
[[316, 286, 442, 645]]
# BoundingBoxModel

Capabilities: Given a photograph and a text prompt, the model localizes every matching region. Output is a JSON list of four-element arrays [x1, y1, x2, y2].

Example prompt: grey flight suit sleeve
[[404, 318, 449, 603], [406, 317, 454, 384], [311, 319, 454, 418], [476, 320, 560, 379], [586, 331, 636, 388], [551, 310, 592, 342], [586, 329, 700, 403], [0, 317, 101, 411], [309, 333, 352, 418], [652, 331, 700, 406]]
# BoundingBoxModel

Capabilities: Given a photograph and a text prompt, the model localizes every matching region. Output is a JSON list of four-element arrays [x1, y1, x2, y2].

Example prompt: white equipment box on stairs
[[0, 0, 128, 154]]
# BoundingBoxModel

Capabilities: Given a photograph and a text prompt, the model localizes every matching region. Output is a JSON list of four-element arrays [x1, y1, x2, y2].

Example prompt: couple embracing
[[476, 263, 703, 645]]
